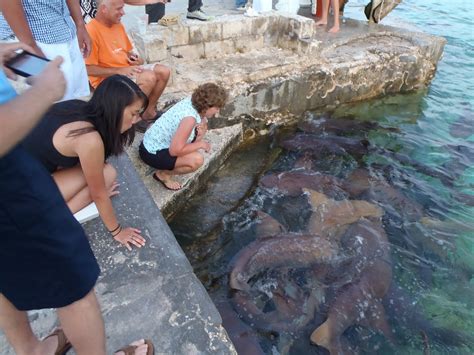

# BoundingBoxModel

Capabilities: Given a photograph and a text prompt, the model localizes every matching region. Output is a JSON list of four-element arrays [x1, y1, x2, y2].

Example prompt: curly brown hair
[[191, 83, 228, 114]]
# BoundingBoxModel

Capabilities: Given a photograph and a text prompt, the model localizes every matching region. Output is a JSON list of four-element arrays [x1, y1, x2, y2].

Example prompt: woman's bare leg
[[52, 164, 117, 213]]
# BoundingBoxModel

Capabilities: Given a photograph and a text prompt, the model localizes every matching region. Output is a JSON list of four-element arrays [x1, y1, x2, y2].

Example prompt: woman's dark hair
[[68, 75, 148, 158], [191, 83, 228, 113]]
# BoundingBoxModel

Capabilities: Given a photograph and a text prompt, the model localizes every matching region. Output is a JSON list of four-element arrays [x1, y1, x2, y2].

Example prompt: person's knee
[[103, 163, 117, 186], [139, 70, 157, 88], [153, 65, 171, 82], [190, 153, 204, 171]]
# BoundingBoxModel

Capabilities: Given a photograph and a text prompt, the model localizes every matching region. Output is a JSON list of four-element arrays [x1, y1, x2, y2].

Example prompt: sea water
[[171, 1, 474, 353]]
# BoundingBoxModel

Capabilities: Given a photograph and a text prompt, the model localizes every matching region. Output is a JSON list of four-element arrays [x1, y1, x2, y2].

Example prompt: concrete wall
[[130, 14, 445, 133]]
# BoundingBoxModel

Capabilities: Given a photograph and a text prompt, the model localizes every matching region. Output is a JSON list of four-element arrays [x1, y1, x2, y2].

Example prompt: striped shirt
[[0, 0, 76, 44]]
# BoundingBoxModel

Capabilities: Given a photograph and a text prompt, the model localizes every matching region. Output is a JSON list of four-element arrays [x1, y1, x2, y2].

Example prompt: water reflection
[[171, 0, 474, 351], [171, 106, 473, 354]]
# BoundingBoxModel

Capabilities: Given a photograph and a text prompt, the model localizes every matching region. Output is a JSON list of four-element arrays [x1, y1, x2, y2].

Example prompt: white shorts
[[37, 37, 90, 101], [130, 63, 159, 84]]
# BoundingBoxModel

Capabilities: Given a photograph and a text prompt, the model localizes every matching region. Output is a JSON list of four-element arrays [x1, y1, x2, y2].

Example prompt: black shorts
[[139, 142, 177, 171]]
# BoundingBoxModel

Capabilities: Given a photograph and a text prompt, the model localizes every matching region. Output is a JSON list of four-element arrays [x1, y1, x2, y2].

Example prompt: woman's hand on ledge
[[108, 180, 120, 198], [114, 227, 146, 251]]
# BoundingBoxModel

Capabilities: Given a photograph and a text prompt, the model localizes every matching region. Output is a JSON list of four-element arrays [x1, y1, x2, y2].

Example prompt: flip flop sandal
[[43, 328, 72, 355], [115, 339, 155, 355], [158, 14, 180, 26]]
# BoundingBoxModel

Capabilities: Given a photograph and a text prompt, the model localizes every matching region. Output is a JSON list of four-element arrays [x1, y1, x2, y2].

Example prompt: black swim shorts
[[139, 142, 177, 171]]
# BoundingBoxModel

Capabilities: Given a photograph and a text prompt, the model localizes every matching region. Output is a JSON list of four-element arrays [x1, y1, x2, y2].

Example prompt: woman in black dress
[[23, 75, 149, 251]]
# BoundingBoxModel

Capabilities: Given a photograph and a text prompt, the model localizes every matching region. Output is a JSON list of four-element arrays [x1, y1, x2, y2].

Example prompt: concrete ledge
[[137, 17, 445, 130], [127, 123, 243, 220], [131, 13, 317, 63]]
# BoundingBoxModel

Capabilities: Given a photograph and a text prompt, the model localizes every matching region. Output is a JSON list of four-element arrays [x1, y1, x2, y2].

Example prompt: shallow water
[[170, 1, 473, 353]]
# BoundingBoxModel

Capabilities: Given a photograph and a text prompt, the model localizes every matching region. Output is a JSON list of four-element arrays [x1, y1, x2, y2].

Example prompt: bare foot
[[115, 339, 150, 355], [315, 19, 327, 26], [328, 25, 340, 33], [154, 171, 182, 190]]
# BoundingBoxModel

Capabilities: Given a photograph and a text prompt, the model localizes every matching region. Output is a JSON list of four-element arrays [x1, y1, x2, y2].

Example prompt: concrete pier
[[125, 9, 445, 217], [0, 2, 446, 353], [130, 13, 445, 129]]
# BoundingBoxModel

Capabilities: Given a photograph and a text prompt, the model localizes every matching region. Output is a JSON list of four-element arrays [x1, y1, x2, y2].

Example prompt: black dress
[[22, 100, 86, 173], [0, 146, 100, 311]]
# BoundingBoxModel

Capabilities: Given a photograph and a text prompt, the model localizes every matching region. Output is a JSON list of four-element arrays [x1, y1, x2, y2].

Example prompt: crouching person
[[139, 83, 227, 190]]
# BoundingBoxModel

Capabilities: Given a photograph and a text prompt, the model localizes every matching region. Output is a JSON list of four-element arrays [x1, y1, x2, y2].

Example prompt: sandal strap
[[115, 339, 154, 355], [43, 329, 72, 355], [115, 344, 137, 355]]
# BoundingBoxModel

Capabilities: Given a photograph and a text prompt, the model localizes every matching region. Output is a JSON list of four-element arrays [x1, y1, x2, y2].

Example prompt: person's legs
[[136, 65, 170, 121], [1, 291, 107, 355], [328, 0, 340, 32], [315, 0, 329, 25], [57, 290, 106, 355], [235, 0, 247, 8], [146, 3, 166, 23], [1, 280, 146, 355], [187, 0, 211, 21], [154, 151, 204, 190], [188, 0, 203, 12], [52, 163, 118, 213], [0, 293, 63, 355]]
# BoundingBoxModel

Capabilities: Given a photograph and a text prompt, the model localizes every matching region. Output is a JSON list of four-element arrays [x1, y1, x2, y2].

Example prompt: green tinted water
[[171, 1, 473, 353]]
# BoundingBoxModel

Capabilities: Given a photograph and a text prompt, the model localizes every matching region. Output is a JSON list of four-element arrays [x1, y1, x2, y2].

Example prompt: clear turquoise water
[[171, 2, 474, 353]]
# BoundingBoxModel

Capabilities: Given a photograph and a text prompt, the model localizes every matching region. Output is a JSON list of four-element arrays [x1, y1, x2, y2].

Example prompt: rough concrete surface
[[126, 8, 445, 131], [127, 124, 243, 220]]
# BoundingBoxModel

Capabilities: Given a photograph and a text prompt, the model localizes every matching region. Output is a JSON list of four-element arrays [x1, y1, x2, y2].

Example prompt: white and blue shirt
[[143, 97, 201, 154], [0, 0, 76, 44]]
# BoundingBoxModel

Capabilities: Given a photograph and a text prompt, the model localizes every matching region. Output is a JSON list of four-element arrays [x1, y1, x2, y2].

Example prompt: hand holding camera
[[2, 42, 66, 102]]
